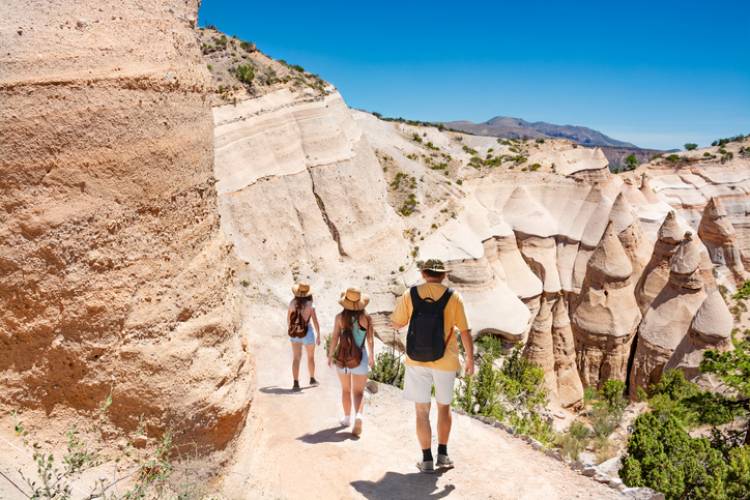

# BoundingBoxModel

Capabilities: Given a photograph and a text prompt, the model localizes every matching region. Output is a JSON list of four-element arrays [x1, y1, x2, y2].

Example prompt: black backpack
[[406, 286, 453, 362]]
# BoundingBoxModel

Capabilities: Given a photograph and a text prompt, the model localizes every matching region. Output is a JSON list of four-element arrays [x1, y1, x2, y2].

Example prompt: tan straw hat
[[291, 282, 312, 298], [338, 287, 370, 311]]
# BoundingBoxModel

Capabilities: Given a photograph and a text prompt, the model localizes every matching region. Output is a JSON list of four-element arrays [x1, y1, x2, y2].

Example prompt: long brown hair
[[293, 295, 313, 308], [340, 309, 363, 336]]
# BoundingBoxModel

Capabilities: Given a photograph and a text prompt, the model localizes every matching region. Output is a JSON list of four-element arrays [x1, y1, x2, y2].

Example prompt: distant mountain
[[444, 116, 637, 148]]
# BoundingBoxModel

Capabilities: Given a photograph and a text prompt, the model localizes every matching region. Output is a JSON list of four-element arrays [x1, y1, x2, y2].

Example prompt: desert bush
[[4, 401, 192, 499], [412, 133, 422, 143], [557, 421, 590, 460], [665, 153, 681, 163], [684, 143, 698, 151], [399, 193, 418, 216], [620, 411, 750, 500], [453, 344, 553, 444], [369, 349, 405, 389], [232, 64, 254, 85], [529, 163, 541, 171], [721, 151, 734, 164], [600, 379, 627, 412], [734, 281, 750, 301], [239, 40, 256, 52]]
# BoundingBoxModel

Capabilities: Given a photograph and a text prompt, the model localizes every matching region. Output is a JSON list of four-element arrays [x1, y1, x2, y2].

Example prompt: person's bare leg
[[437, 403, 452, 447], [291, 343, 302, 383], [305, 344, 315, 381], [415, 403, 432, 450], [351, 374, 367, 435], [352, 375, 367, 414], [337, 372, 352, 419]]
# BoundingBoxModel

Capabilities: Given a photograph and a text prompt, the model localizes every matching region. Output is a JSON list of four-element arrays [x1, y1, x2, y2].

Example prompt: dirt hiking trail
[[224, 309, 624, 500]]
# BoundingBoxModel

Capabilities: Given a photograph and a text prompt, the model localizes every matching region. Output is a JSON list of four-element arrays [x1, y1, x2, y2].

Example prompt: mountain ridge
[[445, 115, 638, 148]]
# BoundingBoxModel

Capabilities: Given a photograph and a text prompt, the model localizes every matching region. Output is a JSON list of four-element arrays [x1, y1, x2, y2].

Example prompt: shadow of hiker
[[297, 425, 355, 444], [351, 470, 455, 500], [259, 385, 307, 395]]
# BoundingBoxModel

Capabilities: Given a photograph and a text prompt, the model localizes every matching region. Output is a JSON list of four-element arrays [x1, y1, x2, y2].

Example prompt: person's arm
[[366, 314, 375, 369], [390, 292, 410, 329], [453, 292, 474, 376], [311, 308, 321, 345], [287, 303, 293, 327], [459, 330, 474, 376], [327, 316, 340, 367]]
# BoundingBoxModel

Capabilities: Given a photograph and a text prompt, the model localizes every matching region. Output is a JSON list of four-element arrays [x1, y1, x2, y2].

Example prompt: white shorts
[[403, 365, 456, 405]]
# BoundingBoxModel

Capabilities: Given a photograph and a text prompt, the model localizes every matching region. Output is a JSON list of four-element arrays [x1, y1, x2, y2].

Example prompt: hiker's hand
[[368, 356, 374, 369], [464, 359, 475, 377], [316, 336, 321, 346], [327, 356, 332, 368]]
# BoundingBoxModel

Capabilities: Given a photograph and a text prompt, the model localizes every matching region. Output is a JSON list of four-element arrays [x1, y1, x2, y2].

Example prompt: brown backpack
[[335, 315, 367, 369], [288, 302, 309, 338]]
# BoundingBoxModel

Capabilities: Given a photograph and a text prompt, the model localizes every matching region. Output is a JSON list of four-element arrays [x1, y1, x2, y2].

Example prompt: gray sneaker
[[436, 454, 454, 467], [416, 460, 435, 474]]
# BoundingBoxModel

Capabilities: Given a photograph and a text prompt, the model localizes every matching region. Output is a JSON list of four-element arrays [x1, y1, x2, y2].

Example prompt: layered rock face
[[212, 87, 409, 316], [698, 197, 749, 284], [643, 148, 750, 283], [0, 1, 251, 450]]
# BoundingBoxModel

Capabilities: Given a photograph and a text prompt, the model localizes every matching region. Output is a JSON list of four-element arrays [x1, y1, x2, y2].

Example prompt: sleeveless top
[[351, 318, 366, 347]]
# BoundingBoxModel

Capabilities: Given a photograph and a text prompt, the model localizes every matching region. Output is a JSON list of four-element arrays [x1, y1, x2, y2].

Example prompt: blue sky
[[198, 1, 749, 150]]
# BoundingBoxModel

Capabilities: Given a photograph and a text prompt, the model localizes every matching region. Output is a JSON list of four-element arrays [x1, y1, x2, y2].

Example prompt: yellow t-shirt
[[391, 283, 470, 372]]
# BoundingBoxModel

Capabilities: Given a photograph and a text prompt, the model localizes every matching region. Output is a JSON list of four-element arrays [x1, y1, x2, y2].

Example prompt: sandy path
[[223, 321, 624, 500]]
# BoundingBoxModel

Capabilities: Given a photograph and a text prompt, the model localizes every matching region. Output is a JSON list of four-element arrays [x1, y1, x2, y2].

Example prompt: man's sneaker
[[436, 454, 454, 468], [416, 460, 435, 474], [339, 415, 351, 427], [309, 377, 319, 386], [292, 380, 301, 392]]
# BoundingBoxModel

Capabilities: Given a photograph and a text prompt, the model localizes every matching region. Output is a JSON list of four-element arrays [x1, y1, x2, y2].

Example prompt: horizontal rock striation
[[0, 0, 251, 451]]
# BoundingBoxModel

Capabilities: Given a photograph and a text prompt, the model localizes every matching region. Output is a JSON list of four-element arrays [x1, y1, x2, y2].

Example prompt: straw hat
[[292, 282, 312, 298], [338, 287, 370, 311], [419, 259, 447, 273]]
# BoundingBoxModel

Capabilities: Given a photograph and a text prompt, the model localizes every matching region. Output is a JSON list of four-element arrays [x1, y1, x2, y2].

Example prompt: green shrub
[[7, 403, 185, 499], [666, 153, 681, 163], [232, 64, 255, 85], [620, 412, 733, 499], [453, 344, 552, 444], [529, 163, 541, 171], [369, 349, 405, 389], [399, 193, 418, 216], [557, 421, 590, 460], [684, 143, 698, 151], [734, 281, 750, 301], [239, 40, 256, 52], [600, 379, 627, 412]]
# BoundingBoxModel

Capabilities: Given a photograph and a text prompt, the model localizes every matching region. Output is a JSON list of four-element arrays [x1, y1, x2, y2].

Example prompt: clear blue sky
[[198, 1, 749, 150]]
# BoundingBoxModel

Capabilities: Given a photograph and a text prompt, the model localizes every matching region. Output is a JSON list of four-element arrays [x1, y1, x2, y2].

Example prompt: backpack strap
[[437, 288, 453, 309]]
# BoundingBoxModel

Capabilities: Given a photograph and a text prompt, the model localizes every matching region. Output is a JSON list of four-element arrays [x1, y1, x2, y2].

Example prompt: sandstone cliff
[[0, 0, 251, 451]]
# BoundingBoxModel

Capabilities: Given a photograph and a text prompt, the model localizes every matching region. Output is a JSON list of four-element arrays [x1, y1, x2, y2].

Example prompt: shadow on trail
[[258, 385, 313, 395], [351, 470, 455, 499], [297, 425, 356, 444]]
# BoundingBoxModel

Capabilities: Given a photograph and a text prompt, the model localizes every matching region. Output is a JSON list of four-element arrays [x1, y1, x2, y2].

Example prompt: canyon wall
[[0, 0, 251, 450]]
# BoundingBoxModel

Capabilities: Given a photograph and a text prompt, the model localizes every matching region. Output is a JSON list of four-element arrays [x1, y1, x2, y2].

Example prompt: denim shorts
[[290, 324, 315, 345], [337, 348, 369, 376]]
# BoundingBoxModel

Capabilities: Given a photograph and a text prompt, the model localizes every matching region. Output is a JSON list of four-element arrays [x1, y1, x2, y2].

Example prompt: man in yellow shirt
[[391, 259, 474, 473]]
